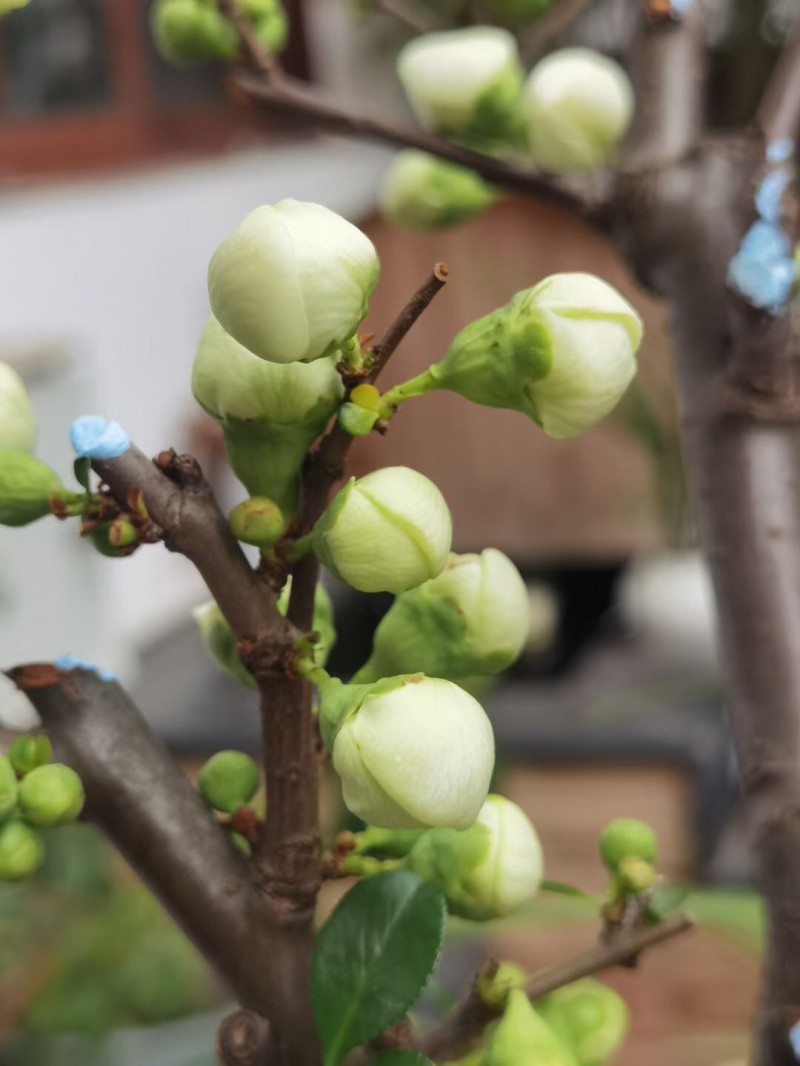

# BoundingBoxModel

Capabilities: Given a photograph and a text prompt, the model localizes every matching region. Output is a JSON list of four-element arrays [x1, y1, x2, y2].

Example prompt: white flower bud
[[0, 362, 36, 452], [381, 151, 496, 232], [313, 466, 452, 594], [524, 48, 634, 174], [324, 675, 494, 830], [208, 200, 379, 364], [356, 549, 530, 682], [414, 272, 641, 440], [397, 27, 523, 146]]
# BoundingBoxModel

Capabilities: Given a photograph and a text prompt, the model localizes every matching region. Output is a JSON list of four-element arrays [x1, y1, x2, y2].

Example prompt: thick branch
[[421, 915, 693, 1060], [758, 24, 800, 146]]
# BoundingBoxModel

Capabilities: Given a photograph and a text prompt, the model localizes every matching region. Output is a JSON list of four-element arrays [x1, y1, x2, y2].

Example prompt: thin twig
[[757, 23, 800, 146], [421, 915, 693, 1060], [374, 0, 438, 33], [217, 0, 283, 82], [522, 0, 594, 58]]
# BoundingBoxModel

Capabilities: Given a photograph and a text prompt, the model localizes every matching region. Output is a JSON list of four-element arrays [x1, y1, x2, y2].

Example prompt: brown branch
[[217, 0, 283, 82], [229, 70, 602, 213], [374, 0, 438, 32], [522, 0, 594, 59], [421, 916, 693, 1060], [217, 1010, 271, 1066], [757, 23, 800, 146]]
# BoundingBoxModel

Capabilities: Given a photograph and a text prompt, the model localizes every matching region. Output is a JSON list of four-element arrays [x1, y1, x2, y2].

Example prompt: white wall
[[0, 138, 391, 695]]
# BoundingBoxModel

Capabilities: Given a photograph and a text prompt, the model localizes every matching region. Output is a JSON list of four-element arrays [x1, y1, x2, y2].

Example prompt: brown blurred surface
[[354, 198, 677, 563]]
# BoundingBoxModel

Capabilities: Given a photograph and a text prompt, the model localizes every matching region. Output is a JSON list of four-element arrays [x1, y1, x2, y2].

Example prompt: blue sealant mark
[[755, 169, 791, 224], [790, 1020, 800, 1060], [670, 0, 694, 12], [70, 416, 130, 460], [767, 138, 795, 165], [54, 655, 117, 683], [728, 222, 795, 311]]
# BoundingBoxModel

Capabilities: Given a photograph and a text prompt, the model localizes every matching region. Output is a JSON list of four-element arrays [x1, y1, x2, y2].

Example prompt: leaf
[[372, 1054, 435, 1065], [311, 870, 446, 1066], [540, 879, 595, 902], [73, 457, 91, 493], [645, 884, 690, 923], [684, 887, 764, 958]]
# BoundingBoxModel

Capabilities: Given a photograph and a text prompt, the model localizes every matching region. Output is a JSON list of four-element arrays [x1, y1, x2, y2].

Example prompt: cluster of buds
[[0, 736, 85, 882], [599, 818, 659, 920], [152, 0, 287, 65]]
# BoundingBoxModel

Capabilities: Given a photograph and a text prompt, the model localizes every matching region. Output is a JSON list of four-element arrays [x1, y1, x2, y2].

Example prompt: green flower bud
[[208, 200, 379, 365], [393, 273, 641, 440], [89, 520, 138, 558], [108, 516, 140, 549], [312, 466, 452, 594], [0, 756, 18, 822], [320, 674, 494, 830], [482, 989, 578, 1065], [151, 0, 237, 64], [407, 795, 542, 920], [228, 496, 285, 548], [616, 856, 656, 895], [192, 317, 344, 514], [524, 49, 634, 174], [253, 5, 288, 51], [355, 549, 529, 683], [537, 979, 629, 1066], [598, 818, 658, 872], [478, 961, 528, 1011], [0, 450, 62, 527], [194, 579, 335, 688], [397, 27, 523, 148], [0, 362, 36, 451], [0, 820, 44, 882], [8, 735, 52, 777], [18, 763, 85, 827], [381, 151, 496, 232], [198, 750, 260, 814]]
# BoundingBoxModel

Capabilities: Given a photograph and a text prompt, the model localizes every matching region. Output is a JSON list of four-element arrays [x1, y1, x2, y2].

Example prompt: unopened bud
[[0, 820, 44, 881], [228, 496, 285, 548], [538, 978, 629, 1065], [198, 750, 260, 814], [18, 763, 85, 827], [617, 856, 656, 895], [478, 961, 528, 1010], [0, 451, 63, 527], [598, 818, 658, 872], [0, 756, 18, 821], [483, 988, 576, 1065], [8, 735, 52, 777], [381, 151, 496, 232]]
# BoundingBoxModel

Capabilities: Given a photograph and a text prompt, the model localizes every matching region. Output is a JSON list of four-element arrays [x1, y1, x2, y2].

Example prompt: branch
[[421, 915, 693, 1060], [217, 0, 284, 82], [757, 23, 800, 147], [374, 0, 438, 32], [522, 0, 594, 59], [217, 1009, 271, 1066]]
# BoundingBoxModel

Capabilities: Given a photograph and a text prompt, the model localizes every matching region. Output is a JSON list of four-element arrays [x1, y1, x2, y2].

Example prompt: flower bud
[[90, 520, 139, 558], [208, 201, 379, 365], [198, 751, 260, 814], [416, 273, 641, 440], [355, 549, 529, 683], [320, 674, 494, 830], [192, 317, 344, 513], [18, 763, 85, 827], [538, 979, 629, 1066], [524, 49, 634, 174], [616, 856, 656, 895], [478, 961, 528, 1010], [381, 151, 496, 232], [250, 1, 288, 52], [397, 27, 523, 148], [194, 579, 335, 687], [0, 755, 18, 822], [0, 450, 63, 527], [598, 818, 657, 872], [0, 361, 36, 452], [407, 795, 542, 920], [0, 820, 44, 882], [228, 496, 285, 548], [151, 0, 237, 64], [8, 735, 52, 777], [313, 466, 452, 594], [483, 989, 578, 1065]]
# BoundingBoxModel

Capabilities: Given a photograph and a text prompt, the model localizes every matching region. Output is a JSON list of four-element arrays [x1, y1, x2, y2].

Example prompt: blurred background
[[1, 0, 798, 1062]]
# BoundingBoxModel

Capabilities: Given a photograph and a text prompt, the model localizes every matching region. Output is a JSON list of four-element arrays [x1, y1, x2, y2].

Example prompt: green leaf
[[73, 457, 91, 493], [312, 870, 446, 1066], [372, 1054, 435, 1065], [645, 884, 690, 923], [540, 879, 595, 902]]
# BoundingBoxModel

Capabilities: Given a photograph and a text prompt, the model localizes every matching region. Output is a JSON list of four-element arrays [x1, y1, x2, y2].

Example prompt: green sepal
[[0, 450, 63, 526], [536, 979, 629, 1066], [317, 674, 417, 750], [353, 825, 427, 858]]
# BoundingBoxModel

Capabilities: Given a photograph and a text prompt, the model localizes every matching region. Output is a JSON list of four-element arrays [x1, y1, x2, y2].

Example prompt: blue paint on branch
[[54, 655, 117, 683], [670, 0, 694, 11], [767, 138, 794, 164], [790, 1020, 800, 1059], [728, 222, 795, 311], [755, 170, 791, 224], [70, 416, 130, 460]]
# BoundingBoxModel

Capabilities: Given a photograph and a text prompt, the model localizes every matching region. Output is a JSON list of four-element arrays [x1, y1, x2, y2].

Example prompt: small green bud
[[616, 856, 656, 895], [537, 979, 629, 1066], [0, 756, 18, 822], [253, 5, 288, 52], [313, 466, 452, 594], [208, 201, 379, 365], [228, 496, 285, 548], [598, 819, 658, 872], [18, 763, 85, 827], [151, 0, 237, 64], [424, 273, 642, 440], [483, 989, 578, 1065], [355, 549, 530, 683], [0, 450, 62, 527], [0, 820, 44, 882], [381, 151, 496, 232], [407, 795, 542, 920], [397, 27, 524, 149], [90, 520, 138, 557], [524, 49, 634, 174], [8, 735, 52, 777], [198, 751, 260, 814], [478, 961, 528, 1010], [108, 516, 140, 548], [0, 361, 36, 451]]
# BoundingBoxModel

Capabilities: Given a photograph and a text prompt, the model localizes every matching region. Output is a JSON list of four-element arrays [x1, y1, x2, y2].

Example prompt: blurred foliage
[[0, 823, 215, 1062]]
